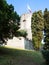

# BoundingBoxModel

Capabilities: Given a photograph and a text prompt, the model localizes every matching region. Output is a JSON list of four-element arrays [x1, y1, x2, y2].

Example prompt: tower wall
[[20, 13, 32, 40]]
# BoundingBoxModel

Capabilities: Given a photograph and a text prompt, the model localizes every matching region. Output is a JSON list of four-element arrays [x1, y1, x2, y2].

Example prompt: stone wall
[[5, 37, 25, 49], [5, 37, 33, 50]]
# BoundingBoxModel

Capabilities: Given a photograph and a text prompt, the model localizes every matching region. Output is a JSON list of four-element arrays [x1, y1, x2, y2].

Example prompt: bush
[[17, 30, 27, 37], [42, 50, 49, 65]]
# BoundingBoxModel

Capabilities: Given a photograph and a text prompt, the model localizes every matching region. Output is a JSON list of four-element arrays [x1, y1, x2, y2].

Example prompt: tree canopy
[[43, 8, 49, 50], [31, 10, 44, 50], [0, 0, 20, 44]]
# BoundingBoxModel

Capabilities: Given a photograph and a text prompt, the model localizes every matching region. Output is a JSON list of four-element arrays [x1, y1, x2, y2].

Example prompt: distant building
[[5, 13, 33, 50]]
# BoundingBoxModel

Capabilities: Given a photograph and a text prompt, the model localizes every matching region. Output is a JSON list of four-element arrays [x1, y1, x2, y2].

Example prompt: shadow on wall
[[24, 38, 33, 50]]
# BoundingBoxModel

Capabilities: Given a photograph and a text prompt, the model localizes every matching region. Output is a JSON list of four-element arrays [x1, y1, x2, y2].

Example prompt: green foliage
[[43, 8, 49, 50], [42, 50, 49, 65], [42, 8, 49, 65], [31, 10, 44, 50], [0, 0, 20, 44], [17, 30, 27, 37]]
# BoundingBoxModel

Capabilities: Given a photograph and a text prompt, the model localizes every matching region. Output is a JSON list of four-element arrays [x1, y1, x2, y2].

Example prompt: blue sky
[[6, 0, 49, 15]]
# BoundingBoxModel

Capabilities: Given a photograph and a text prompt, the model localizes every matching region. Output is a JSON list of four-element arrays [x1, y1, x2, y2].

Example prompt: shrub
[[17, 30, 27, 37], [42, 50, 49, 65]]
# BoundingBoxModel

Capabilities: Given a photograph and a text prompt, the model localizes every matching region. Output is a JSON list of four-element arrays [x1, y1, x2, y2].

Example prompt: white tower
[[20, 13, 32, 40]]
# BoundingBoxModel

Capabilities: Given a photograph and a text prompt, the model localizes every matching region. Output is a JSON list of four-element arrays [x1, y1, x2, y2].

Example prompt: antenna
[[27, 4, 32, 13]]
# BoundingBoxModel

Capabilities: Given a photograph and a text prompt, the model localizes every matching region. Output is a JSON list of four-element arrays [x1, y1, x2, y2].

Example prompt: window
[[23, 19, 26, 22]]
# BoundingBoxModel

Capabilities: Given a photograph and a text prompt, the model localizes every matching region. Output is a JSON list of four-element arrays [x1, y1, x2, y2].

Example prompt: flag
[[27, 4, 32, 13]]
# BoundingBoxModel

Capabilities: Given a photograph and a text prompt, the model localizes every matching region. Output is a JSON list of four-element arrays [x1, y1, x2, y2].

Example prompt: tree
[[43, 8, 49, 50], [0, 0, 20, 44], [42, 9, 49, 65], [31, 10, 44, 50]]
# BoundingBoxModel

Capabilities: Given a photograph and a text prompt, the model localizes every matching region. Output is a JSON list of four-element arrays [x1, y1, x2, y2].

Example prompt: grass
[[0, 46, 45, 65]]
